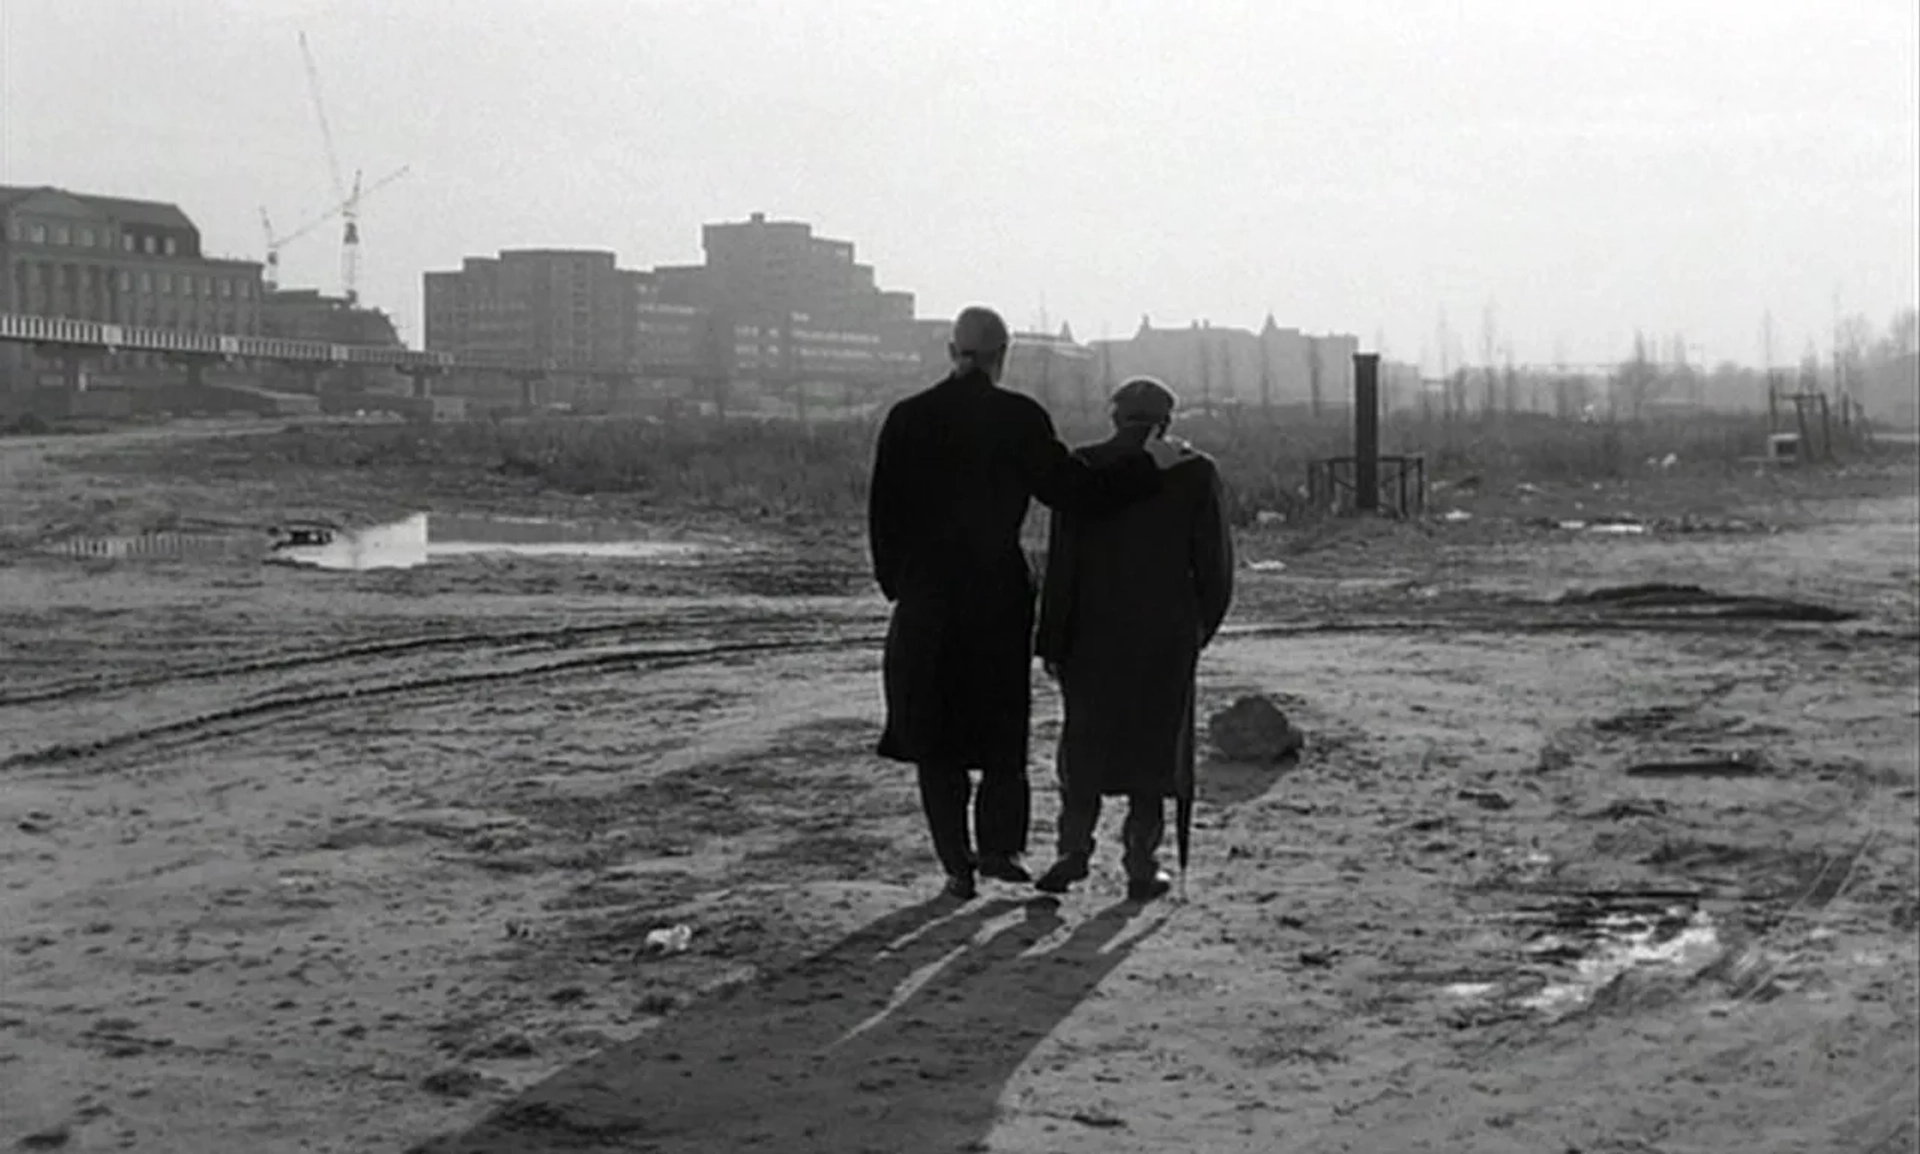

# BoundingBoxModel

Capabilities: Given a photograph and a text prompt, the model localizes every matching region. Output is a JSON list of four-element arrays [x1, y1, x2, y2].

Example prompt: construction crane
[[298, 30, 407, 305], [258, 164, 410, 293]]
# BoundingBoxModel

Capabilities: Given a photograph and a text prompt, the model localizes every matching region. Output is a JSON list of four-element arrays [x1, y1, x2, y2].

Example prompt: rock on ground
[[1207, 695, 1305, 763]]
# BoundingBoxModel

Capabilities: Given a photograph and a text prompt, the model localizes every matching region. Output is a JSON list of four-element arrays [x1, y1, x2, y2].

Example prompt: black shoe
[[942, 872, 978, 901], [1033, 860, 1090, 895], [1126, 871, 1173, 903], [977, 855, 1033, 885]]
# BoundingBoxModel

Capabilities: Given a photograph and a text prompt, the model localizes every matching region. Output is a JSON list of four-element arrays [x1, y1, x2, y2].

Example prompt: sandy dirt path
[[1, 442, 1914, 1152]]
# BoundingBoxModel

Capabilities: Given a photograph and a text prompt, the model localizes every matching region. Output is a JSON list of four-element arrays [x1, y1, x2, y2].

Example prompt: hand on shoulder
[[1144, 436, 1197, 470]]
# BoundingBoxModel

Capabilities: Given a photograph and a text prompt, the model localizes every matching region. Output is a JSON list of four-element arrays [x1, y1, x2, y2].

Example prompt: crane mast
[[297, 31, 384, 305]]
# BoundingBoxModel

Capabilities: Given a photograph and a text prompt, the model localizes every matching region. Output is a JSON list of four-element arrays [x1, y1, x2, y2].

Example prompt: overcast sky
[[3, 0, 1914, 371]]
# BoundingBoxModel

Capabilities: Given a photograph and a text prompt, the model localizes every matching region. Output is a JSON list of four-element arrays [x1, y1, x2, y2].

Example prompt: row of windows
[[6, 219, 188, 257], [792, 328, 882, 346], [15, 264, 251, 298], [798, 347, 893, 363]]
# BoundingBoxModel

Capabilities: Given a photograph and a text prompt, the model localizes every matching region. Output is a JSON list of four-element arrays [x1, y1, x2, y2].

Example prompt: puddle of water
[[267, 513, 704, 571], [1517, 907, 1722, 1016]]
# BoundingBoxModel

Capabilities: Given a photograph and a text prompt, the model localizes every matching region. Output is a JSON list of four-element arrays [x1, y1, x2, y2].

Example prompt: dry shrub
[[222, 408, 1813, 524]]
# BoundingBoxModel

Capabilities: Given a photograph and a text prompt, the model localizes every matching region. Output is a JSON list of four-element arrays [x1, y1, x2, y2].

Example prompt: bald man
[[869, 307, 1186, 901], [1034, 377, 1234, 902]]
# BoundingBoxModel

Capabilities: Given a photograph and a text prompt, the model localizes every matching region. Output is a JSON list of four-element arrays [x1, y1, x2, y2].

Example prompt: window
[[138, 272, 152, 293], [77, 227, 94, 248], [163, 237, 178, 256], [219, 279, 231, 298], [52, 225, 70, 245], [143, 236, 157, 255], [29, 223, 46, 244], [202, 275, 213, 297], [158, 272, 172, 294], [118, 271, 130, 292], [123, 234, 135, 252]]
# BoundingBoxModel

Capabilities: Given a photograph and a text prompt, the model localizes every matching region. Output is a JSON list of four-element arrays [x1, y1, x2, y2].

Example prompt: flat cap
[[1111, 376, 1178, 423]]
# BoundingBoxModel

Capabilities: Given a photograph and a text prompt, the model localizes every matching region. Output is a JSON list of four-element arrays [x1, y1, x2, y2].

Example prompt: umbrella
[[1176, 784, 1193, 901]]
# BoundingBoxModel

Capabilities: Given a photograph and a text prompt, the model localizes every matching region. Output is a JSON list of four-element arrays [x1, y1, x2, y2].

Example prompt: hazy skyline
[[3, 0, 1914, 373]]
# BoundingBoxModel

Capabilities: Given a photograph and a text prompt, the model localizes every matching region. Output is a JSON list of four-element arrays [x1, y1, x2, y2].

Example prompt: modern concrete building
[[679, 212, 915, 330], [422, 249, 641, 366]]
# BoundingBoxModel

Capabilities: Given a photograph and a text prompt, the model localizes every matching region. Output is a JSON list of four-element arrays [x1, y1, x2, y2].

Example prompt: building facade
[[423, 249, 641, 367], [423, 215, 933, 402], [1, 185, 266, 395], [1, 185, 264, 333], [685, 212, 915, 331], [1088, 315, 1361, 414]]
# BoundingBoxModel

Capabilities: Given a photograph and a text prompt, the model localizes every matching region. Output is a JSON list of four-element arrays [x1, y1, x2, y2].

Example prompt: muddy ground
[[1, 424, 1916, 1153]]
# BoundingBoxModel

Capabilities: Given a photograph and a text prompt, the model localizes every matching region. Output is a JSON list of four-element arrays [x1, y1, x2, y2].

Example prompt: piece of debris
[[1440, 509, 1473, 522], [1254, 509, 1286, 526], [420, 1068, 496, 1099], [1246, 559, 1287, 572], [1624, 755, 1767, 779], [1298, 948, 1337, 968], [643, 924, 693, 955], [1207, 697, 1305, 763], [1070, 1112, 1128, 1130], [15, 1125, 72, 1150], [1583, 798, 1671, 820], [1457, 789, 1513, 811]]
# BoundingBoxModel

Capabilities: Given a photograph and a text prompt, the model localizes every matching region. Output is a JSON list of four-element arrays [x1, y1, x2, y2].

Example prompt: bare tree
[[1886, 307, 1918, 357], [1479, 301, 1499, 417], [1615, 329, 1662, 419]]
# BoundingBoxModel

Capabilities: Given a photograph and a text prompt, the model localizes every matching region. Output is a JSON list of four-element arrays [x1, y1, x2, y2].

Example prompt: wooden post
[[1354, 352, 1381, 513]]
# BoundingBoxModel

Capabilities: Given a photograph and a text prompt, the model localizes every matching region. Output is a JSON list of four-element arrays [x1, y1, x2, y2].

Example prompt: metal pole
[[1354, 352, 1381, 513]]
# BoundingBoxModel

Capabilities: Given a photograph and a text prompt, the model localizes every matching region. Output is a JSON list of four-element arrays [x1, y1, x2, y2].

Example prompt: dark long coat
[[1035, 436, 1235, 798], [868, 369, 1160, 774]]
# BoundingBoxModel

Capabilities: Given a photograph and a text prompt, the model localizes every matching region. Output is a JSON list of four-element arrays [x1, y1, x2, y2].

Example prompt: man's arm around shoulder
[[1011, 394, 1162, 516]]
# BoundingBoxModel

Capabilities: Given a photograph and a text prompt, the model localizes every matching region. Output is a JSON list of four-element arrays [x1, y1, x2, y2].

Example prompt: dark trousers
[[916, 764, 1030, 877], [1056, 787, 1166, 882]]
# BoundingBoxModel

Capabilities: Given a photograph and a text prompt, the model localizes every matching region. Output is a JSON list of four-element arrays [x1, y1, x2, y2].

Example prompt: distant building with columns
[[1, 184, 265, 395]]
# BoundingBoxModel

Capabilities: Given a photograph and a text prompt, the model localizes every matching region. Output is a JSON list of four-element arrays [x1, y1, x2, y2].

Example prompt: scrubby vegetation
[[185, 405, 1829, 527]]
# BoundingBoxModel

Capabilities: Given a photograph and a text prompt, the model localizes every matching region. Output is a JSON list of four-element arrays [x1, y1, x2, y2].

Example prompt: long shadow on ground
[[408, 895, 1163, 1153]]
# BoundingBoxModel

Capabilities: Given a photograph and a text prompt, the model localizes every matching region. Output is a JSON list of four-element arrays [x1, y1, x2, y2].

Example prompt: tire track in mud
[[0, 605, 876, 708], [0, 631, 891, 771], [10, 607, 1907, 772]]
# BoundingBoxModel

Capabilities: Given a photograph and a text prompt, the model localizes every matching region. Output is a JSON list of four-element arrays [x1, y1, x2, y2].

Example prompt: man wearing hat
[[869, 308, 1186, 901], [1033, 376, 1235, 902]]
